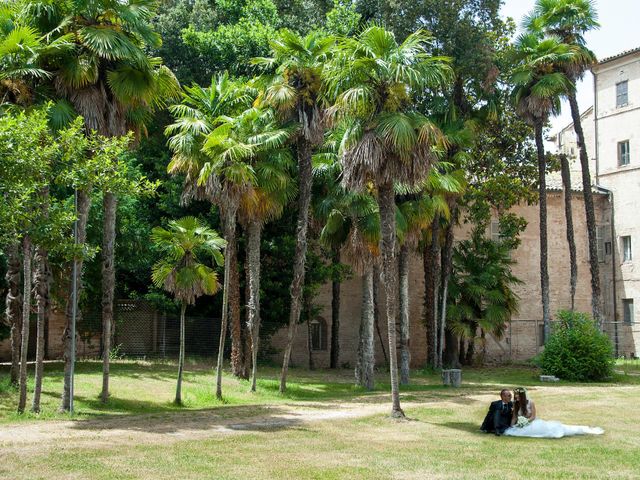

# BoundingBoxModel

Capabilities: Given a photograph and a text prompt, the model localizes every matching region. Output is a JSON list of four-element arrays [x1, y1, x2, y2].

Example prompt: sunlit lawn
[[1, 359, 639, 479]]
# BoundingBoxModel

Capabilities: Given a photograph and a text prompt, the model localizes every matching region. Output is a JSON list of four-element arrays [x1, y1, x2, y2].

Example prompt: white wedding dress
[[504, 400, 604, 438]]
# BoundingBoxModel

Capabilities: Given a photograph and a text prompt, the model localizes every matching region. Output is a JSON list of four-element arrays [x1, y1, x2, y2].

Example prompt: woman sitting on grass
[[503, 387, 604, 438]]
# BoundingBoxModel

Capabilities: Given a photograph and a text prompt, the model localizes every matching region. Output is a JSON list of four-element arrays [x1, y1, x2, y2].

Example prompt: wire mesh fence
[[70, 301, 639, 364]]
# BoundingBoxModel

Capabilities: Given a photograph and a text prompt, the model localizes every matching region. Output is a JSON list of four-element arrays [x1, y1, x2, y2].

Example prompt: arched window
[[310, 317, 327, 351]]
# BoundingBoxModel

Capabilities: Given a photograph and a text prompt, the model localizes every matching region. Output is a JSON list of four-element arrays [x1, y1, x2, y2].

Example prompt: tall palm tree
[[26, 0, 179, 405], [253, 29, 335, 393], [327, 26, 451, 417], [232, 107, 296, 392], [151, 217, 225, 405], [510, 33, 579, 343], [524, 0, 602, 325], [166, 74, 253, 382]]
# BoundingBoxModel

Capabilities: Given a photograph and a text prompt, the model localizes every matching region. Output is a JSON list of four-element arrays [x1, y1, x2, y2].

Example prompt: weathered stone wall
[[269, 193, 614, 367]]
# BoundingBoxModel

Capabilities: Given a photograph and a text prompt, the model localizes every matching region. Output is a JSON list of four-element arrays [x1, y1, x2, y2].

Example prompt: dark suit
[[481, 400, 513, 434]]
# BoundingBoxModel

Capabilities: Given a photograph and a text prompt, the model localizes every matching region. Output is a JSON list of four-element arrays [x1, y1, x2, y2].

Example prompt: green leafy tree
[[327, 26, 451, 416], [151, 217, 225, 404]]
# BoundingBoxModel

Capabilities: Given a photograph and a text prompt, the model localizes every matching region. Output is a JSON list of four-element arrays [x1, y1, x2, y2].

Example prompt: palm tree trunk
[[398, 243, 410, 385], [535, 121, 551, 343], [216, 206, 237, 399], [378, 182, 404, 418], [567, 90, 602, 325], [246, 219, 261, 392], [373, 263, 388, 365], [330, 249, 340, 369], [465, 336, 475, 365], [61, 189, 91, 412], [229, 228, 244, 379], [100, 191, 117, 403], [438, 220, 455, 369], [18, 235, 32, 413], [443, 327, 460, 368], [5, 242, 22, 387], [175, 302, 186, 405], [31, 244, 50, 413], [355, 265, 375, 390], [560, 154, 578, 310], [280, 137, 313, 393]]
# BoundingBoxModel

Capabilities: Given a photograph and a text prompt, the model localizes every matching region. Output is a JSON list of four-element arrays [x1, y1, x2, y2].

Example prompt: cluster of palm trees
[[510, 0, 601, 343]]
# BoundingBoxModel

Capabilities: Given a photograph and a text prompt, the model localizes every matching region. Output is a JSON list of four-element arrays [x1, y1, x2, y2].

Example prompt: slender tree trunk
[[246, 220, 262, 392], [330, 249, 340, 369], [430, 218, 441, 367], [61, 189, 91, 412], [399, 243, 410, 385], [32, 188, 51, 413], [216, 206, 237, 399], [465, 336, 475, 365], [378, 182, 404, 418], [438, 220, 455, 369], [355, 265, 375, 390], [443, 327, 460, 368], [229, 227, 244, 378], [458, 336, 466, 366], [175, 302, 186, 405], [100, 191, 117, 403], [560, 154, 578, 310], [18, 235, 32, 413], [535, 121, 551, 343], [306, 296, 314, 370], [31, 242, 50, 413], [5, 242, 22, 386], [280, 137, 313, 393], [373, 263, 388, 365], [568, 90, 602, 325]]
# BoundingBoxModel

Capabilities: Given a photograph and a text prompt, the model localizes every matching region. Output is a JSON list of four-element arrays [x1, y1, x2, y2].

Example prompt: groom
[[481, 389, 513, 435]]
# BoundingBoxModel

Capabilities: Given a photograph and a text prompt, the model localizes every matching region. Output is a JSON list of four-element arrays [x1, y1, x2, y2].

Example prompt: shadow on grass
[[69, 403, 315, 435], [436, 421, 484, 434]]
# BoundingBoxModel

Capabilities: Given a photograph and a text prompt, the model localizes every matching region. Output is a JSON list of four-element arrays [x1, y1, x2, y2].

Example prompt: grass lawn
[[1, 359, 638, 479]]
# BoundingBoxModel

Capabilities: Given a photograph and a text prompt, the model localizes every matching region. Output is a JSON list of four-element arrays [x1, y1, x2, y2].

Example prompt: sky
[[500, 0, 640, 145]]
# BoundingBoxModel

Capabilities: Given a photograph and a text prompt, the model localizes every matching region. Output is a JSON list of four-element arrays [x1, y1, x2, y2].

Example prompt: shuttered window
[[616, 81, 628, 107]]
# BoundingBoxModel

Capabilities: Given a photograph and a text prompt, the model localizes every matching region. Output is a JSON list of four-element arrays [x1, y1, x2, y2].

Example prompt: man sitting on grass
[[481, 389, 513, 436]]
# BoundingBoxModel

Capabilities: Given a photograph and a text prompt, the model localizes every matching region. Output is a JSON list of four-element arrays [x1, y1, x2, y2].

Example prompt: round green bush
[[540, 310, 614, 381]]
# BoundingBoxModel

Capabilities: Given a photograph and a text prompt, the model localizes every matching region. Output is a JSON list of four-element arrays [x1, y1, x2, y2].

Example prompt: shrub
[[540, 310, 614, 381]]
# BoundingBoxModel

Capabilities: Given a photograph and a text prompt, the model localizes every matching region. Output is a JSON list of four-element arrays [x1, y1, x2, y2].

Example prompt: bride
[[504, 387, 604, 438]]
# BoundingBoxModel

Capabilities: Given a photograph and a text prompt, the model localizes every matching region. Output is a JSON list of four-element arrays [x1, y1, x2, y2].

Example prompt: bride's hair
[[513, 387, 528, 416]]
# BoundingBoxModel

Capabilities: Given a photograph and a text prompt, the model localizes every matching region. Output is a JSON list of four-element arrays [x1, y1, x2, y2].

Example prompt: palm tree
[[326, 26, 451, 417], [232, 107, 296, 392], [524, 0, 602, 325], [151, 217, 225, 405], [447, 235, 521, 365], [510, 33, 579, 343], [166, 74, 253, 382], [197, 104, 291, 399], [253, 29, 335, 393], [26, 0, 180, 405]]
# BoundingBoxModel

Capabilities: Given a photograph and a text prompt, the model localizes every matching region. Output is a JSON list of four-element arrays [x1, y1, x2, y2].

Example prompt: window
[[622, 236, 632, 262], [605, 242, 612, 256], [623, 299, 634, 324], [310, 318, 327, 351], [538, 324, 545, 347], [618, 141, 630, 166], [616, 81, 628, 107]]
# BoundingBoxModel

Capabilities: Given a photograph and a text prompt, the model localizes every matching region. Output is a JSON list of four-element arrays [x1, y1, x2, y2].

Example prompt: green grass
[[616, 357, 640, 374], [1, 360, 638, 479]]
